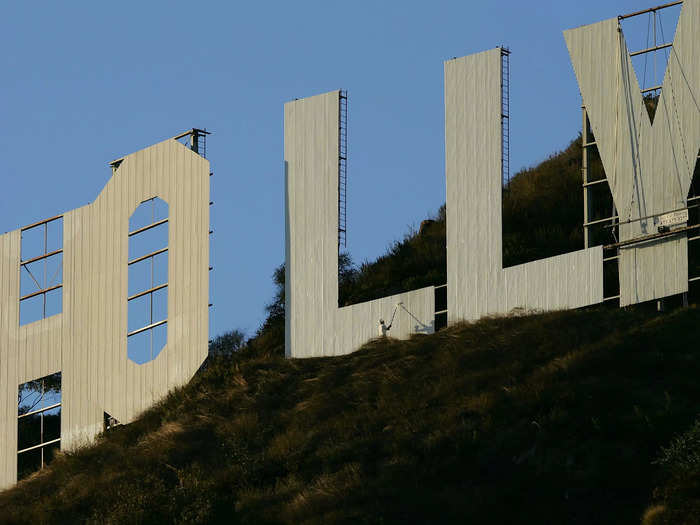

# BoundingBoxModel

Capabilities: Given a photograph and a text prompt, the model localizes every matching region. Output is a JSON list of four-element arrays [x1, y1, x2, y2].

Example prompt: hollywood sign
[[284, 0, 699, 357], [0, 135, 210, 488], [1, 1, 697, 489]]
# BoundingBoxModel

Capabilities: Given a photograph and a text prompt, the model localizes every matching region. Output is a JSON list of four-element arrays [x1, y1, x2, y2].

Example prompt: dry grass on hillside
[[1, 305, 700, 524]]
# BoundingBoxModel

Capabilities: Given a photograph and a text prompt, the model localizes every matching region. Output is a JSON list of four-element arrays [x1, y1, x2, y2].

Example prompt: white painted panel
[[565, 1, 699, 305], [445, 49, 604, 323], [0, 137, 210, 488], [285, 92, 435, 358]]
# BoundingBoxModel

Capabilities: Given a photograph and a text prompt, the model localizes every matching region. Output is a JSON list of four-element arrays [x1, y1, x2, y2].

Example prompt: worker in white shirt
[[379, 318, 392, 336], [379, 302, 402, 337]]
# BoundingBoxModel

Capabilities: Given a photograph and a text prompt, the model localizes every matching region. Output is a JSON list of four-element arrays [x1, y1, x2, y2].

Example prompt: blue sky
[[0, 1, 680, 338]]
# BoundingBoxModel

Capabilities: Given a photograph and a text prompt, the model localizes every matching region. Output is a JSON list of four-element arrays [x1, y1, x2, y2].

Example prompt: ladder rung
[[583, 178, 608, 188]]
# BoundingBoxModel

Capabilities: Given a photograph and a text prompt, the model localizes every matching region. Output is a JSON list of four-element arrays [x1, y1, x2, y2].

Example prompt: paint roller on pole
[[379, 302, 402, 336]]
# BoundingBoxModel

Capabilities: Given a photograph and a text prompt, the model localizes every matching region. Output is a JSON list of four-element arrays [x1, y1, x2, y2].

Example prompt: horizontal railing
[[128, 247, 168, 266], [127, 319, 167, 338], [20, 214, 63, 232], [18, 402, 62, 420], [17, 438, 61, 456], [20, 284, 62, 302], [629, 43, 673, 57], [618, 0, 682, 21], [21, 249, 63, 266], [127, 283, 168, 302], [128, 218, 168, 237], [604, 224, 700, 250]]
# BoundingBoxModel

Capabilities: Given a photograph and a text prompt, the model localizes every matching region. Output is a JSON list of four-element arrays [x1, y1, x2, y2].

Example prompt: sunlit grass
[[0, 305, 699, 524]]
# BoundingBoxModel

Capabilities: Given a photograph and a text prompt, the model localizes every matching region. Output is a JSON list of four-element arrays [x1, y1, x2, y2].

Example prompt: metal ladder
[[192, 129, 207, 158], [338, 90, 348, 250], [501, 47, 511, 188]]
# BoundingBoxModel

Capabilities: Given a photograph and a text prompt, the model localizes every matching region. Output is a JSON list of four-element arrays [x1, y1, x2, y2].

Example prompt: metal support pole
[[43, 223, 48, 318], [653, 11, 658, 85], [582, 106, 591, 248], [618, 1, 683, 21], [40, 379, 45, 469], [150, 243, 154, 361], [192, 130, 199, 154]]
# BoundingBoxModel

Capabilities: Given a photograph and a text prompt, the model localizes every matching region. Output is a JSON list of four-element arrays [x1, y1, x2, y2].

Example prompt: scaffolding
[[19, 215, 64, 324], [173, 128, 210, 158], [581, 0, 699, 303]]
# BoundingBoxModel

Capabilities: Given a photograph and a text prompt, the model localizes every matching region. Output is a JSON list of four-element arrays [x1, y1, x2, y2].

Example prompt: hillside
[[1, 134, 699, 524], [1, 306, 699, 524]]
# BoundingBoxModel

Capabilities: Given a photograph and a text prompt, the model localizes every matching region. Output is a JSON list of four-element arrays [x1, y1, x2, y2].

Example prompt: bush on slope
[[1, 306, 700, 524]]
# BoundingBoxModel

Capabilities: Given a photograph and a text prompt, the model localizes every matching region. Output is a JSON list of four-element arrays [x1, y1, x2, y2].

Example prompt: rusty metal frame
[[19, 216, 64, 323], [126, 198, 169, 362], [17, 374, 62, 476], [618, 1, 683, 21]]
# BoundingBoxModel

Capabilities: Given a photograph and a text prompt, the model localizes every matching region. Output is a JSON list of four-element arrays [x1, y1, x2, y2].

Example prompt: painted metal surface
[[565, 0, 700, 305], [0, 138, 209, 489], [659, 209, 689, 227], [285, 51, 606, 358], [445, 49, 604, 323], [285, 91, 435, 359]]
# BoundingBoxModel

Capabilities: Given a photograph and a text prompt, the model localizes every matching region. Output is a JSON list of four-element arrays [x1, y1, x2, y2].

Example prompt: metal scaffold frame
[[581, 0, 699, 300], [338, 90, 348, 250], [581, 108, 699, 300], [173, 128, 210, 158], [501, 47, 511, 188], [19, 215, 64, 322], [581, 106, 621, 303]]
